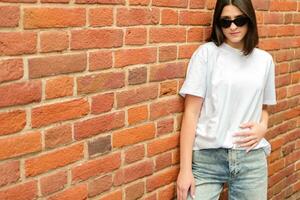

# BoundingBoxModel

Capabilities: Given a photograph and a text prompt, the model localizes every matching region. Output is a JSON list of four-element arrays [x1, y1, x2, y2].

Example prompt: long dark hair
[[209, 0, 258, 55]]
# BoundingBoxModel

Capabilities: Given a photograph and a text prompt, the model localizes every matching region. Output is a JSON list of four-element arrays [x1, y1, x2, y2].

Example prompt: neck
[[225, 40, 244, 50]]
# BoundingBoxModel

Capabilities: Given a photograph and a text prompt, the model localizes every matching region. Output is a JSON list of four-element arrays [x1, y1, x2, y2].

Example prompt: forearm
[[260, 106, 269, 130]]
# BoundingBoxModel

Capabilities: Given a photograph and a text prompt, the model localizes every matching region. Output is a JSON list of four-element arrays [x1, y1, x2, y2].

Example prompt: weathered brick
[[0, 81, 41, 108], [115, 47, 157, 68], [157, 118, 174, 135], [158, 183, 176, 200], [99, 190, 122, 200], [89, 50, 113, 71], [45, 76, 73, 99], [40, 171, 67, 196], [45, 124, 72, 149], [117, 85, 158, 108], [71, 29, 123, 50], [150, 97, 184, 120], [160, 80, 177, 97], [128, 105, 148, 125], [113, 123, 156, 148], [270, 1, 297, 11], [0, 6, 19, 27], [0, 160, 19, 187], [72, 152, 121, 182], [128, 66, 147, 85], [150, 28, 186, 43], [28, 53, 86, 79], [89, 7, 113, 27], [124, 144, 145, 164], [252, 0, 270, 10], [0, 110, 26, 136], [88, 175, 112, 197], [0, 32, 36, 56], [91, 93, 114, 114], [0, 131, 41, 160], [129, 0, 149, 5], [88, 135, 111, 157], [76, 0, 125, 4], [0, 181, 37, 200], [48, 184, 88, 200], [179, 11, 211, 25], [150, 62, 186, 82], [117, 7, 159, 26], [125, 181, 144, 200], [125, 28, 147, 45], [77, 72, 125, 94], [25, 143, 84, 177], [31, 98, 89, 128], [40, 31, 69, 53], [152, 0, 187, 8], [190, 0, 205, 8], [159, 46, 177, 62], [146, 167, 179, 192], [0, 58, 23, 83], [147, 134, 179, 157], [179, 44, 199, 59], [155, 152, 172, 171], [161, 9, 178, 25], [24, 8, 86, 29], [74, 111, 124, 140]]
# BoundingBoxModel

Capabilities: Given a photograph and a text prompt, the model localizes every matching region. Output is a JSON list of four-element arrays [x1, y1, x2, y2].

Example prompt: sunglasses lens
[[219, 19, 231, 28], [234, 17, 249, 26]]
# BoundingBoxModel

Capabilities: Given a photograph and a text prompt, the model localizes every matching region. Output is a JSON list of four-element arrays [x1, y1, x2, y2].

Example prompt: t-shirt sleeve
[[263, 58, 277, 105], [179, 45, 208, 98]]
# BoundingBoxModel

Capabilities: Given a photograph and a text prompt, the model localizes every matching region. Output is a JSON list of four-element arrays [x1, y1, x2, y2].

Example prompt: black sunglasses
[[219, 17, 249, 28]]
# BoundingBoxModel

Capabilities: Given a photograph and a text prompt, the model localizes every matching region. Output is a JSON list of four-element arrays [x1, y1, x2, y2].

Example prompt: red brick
[[147, 134, 179, 157], [179, 11, 211, 25], [91, 93, 114, 114], [206, 0, 216, 9], [72, 152, 121, 182], [117, 85, 158, 108], [99, 190, 122, 200], [89, 7, 113, 27], [45, 76, 73, 99], [128, 66, 147, 85], [161, 9, 178, 25], [40, 171, 67, 196], [160, 80, 177, 97], [24, 8, 85, 29], [157, 118, 174, 135], [270, 1, 297, 11], [113, 123, 156, 148], [45, 124, 72, 149], [150, 97, 184, 120], [129, 0, 149, 5], [0, 0, 36, 2], [0, 6, 19, 27], [128, 105, 148, 125], [150, 62, 186, 82], [0, 58, 23, 83], [40, 31, 69, 53], [115, 47, 157, 68], [89, 50, 113, 71], [125, 181, 144, 200], [48, 184, 88, 200], [264, 13, 284, 24], [0, 131, 41, 160], [285, 150, 300, 166], [76, 0, 125, 4], [31, 98, 89, 128], [159, 46, 177, 62], [150, 28, 186, 43], [179, 44, 199, 59], [144, 194, 157, 200], [269, 159, 285, 176], [77, 72, 125, 94], [88, 175, 112, 197], [146, 167, 179, 192], [0, 110, 26, 136], [287, 85, 300, 97], [117, 8, 159, 26], [172, 149, 180, 164], [125, 28, 147, 45], [25, 143, 83, 177], [28, 53, 86, 79], [0, 160, 19, 187], [41, 0, 69, 3], [74, 111, 124, 140], [118, 160, 154, 184], [152, 0, 187, 8], [88, 135, 111, 157], [0, 32, 37, 56], [252, 0, 270, 10], [190, 0, 205, 8], [124, 144, 145, 164], [158, 183, 176, 200], [155, 152, 172, 171], [71, 29, 123, 50], [0, 181, 37, 200]]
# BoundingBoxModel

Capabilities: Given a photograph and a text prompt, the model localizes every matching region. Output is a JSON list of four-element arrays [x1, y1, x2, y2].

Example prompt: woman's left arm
[[233, 105, 270, 152]]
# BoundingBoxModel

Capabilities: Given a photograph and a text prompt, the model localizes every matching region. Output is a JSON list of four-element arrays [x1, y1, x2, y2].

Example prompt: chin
[[227, 37, 243, 44]]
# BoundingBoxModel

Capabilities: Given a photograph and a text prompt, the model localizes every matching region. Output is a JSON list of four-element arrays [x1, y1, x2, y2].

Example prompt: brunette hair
[[209, 0, 258, 55]]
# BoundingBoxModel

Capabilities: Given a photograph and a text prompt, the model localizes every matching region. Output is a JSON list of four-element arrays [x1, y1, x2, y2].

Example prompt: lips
[[230, 32, 240, 35]]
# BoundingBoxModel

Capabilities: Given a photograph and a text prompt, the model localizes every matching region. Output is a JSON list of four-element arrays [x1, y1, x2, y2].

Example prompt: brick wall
[[0, 0, 299, 199]]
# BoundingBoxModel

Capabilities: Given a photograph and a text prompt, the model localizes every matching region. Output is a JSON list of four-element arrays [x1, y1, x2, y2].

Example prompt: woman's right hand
[[176, 170, 195, 200]]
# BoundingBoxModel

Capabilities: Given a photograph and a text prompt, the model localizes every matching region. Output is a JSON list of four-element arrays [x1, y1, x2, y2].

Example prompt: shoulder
[[192, 42, 218, 59], [252, 47, 273, 62]]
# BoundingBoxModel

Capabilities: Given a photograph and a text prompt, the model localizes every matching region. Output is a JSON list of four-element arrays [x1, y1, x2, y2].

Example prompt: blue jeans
[[188, 148, 268, 200]]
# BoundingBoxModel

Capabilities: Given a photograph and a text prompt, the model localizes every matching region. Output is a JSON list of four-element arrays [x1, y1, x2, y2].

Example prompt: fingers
[[234, 136, 256, 144], [177, 185, 189, 200], [246, 142, 258, 153], [190, 181, 196, 199]]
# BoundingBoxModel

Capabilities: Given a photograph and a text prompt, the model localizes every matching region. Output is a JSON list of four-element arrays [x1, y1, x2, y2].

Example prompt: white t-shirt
[[179, 42, 277, 155]]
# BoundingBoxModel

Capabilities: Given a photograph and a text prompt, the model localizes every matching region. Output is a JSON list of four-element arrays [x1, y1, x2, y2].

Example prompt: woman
[[176, 0, 277, 199]]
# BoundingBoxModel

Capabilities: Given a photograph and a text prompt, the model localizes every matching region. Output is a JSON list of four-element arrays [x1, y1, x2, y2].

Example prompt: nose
[[230, 22, 238, 30]]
